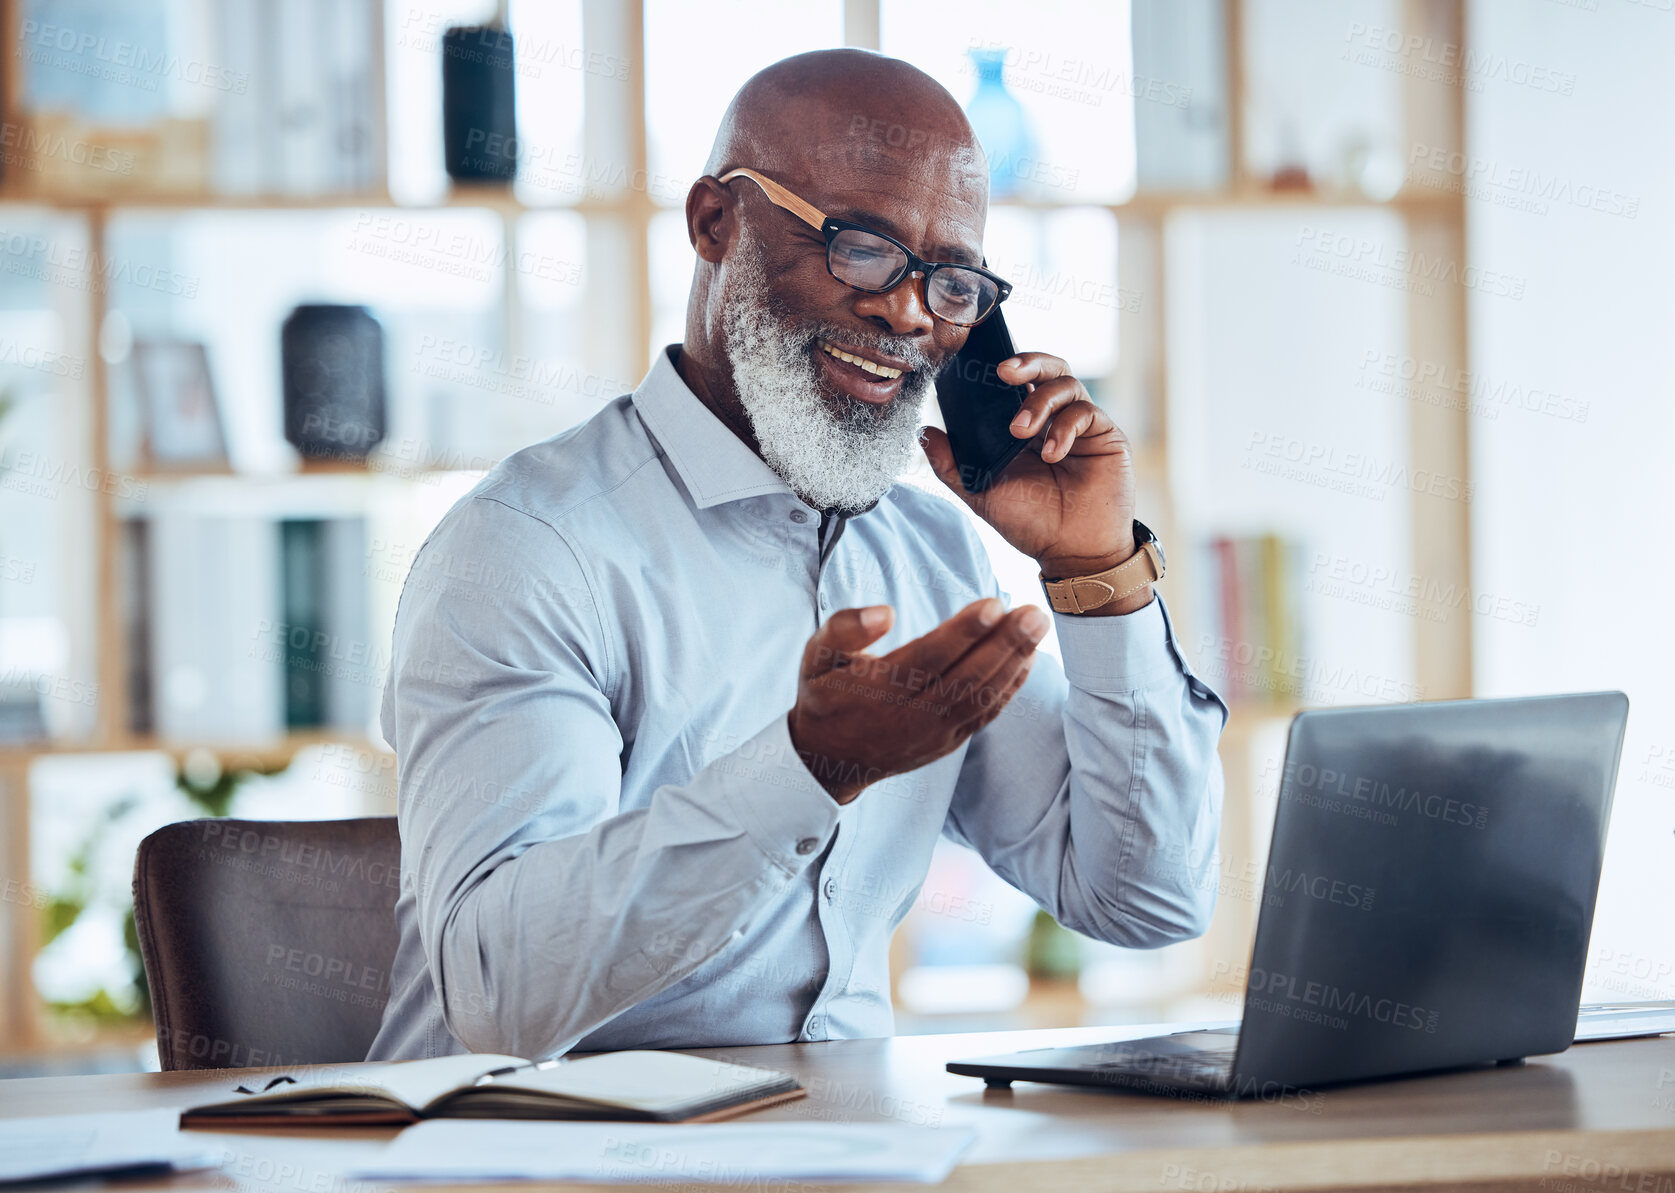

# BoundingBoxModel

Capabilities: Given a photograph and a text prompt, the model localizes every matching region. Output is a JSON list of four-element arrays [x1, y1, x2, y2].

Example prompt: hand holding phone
[[921, 319, 1143, 605], [932, 308, 1031, 493]]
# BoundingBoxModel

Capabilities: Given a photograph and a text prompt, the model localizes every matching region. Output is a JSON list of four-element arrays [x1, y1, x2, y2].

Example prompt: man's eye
[[836, 245, 889, 265]]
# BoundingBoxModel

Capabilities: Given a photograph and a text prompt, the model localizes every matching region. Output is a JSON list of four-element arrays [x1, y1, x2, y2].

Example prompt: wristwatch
[[1039, 520, 1165, 614]]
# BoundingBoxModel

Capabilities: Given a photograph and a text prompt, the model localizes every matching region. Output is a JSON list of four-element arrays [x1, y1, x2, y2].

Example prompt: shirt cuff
[[1052, 592, 1183, 693], [710, 711, 842, 873]]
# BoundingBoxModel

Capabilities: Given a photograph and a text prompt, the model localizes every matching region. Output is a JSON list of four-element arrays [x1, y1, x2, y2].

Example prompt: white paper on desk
[[0, 1108, 221, 1185], [348, 1120, 977, 1184]]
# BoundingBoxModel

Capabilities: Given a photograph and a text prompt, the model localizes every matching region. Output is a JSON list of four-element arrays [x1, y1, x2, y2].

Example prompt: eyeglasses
[[717, 167, 1012, 328]]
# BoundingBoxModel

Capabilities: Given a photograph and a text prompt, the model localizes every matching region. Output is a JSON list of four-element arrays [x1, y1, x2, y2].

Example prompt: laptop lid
[[1231, 692, 1629, 1091]]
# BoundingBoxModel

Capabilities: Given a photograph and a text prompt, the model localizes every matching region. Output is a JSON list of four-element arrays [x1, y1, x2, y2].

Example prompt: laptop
[[948, 692, 1631, 1098]]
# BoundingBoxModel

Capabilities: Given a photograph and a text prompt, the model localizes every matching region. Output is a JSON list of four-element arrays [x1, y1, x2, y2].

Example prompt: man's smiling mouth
[[817, 340, 904, 380]]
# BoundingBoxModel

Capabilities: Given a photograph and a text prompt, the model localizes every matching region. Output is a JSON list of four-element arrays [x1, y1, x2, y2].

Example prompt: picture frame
[[132, 339, 228, 468]]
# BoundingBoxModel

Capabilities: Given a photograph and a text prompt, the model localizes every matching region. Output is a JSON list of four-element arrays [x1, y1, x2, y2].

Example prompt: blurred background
[[1, 0, 1671, 1075]]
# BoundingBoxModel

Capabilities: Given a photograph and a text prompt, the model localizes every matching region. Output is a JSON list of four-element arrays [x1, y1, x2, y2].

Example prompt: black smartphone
[[933, 307, 1031, 493]]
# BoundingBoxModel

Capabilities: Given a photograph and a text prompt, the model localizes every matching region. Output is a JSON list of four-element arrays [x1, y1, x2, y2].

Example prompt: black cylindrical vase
[[442, 25, 518, 184], [281, 304, 386, 461]]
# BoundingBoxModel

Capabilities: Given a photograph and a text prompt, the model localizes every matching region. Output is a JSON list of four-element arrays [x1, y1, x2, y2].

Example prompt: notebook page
[[205, 1053, 529, 1113], [482, 1051, 789, 1113]]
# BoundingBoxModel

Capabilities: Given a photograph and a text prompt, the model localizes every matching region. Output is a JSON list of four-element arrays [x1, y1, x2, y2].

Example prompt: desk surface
[[4, 1024, 1674, 1193]]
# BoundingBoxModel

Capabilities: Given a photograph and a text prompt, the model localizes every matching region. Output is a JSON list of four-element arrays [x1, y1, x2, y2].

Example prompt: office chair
[[132, 817, 402, 1070]]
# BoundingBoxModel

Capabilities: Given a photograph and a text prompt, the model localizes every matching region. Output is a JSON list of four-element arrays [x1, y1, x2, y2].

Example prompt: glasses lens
[[927, 267, 1000, 326], [828, 229, 908, 291]]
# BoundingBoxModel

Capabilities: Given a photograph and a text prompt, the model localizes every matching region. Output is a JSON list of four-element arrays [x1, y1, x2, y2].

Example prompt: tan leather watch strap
[[1040, 540, 1164, 614]]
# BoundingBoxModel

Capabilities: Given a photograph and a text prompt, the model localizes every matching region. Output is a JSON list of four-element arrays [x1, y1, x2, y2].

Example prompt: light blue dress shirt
[[366, 346, 1227, 1062]]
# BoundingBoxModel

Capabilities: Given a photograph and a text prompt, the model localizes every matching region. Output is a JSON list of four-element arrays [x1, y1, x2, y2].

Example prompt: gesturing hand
[[787, 598, 1049, 804]]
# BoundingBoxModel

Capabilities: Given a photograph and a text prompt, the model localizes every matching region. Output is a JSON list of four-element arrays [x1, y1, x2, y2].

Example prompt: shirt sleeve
[[385, 495, 840, 1059], [943, 572, 1230, 948]]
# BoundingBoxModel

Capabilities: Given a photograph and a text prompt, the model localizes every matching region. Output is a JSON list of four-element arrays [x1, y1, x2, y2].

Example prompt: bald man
[[367, 50, 1226, 1062]]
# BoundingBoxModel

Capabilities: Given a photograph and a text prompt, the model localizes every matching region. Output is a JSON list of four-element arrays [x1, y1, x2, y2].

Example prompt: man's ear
[[686, 176, 734, 264]]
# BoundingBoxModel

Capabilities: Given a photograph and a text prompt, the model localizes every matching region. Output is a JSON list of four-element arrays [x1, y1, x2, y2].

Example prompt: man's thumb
[[800, 605, 894, 679]]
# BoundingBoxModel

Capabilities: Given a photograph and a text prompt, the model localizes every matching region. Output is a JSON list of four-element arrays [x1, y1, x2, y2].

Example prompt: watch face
[[1133, 519, 1165, 573]]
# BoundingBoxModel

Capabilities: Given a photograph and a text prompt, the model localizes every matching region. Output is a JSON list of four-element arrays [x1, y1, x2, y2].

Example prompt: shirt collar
[[631, 346, 799, 511]]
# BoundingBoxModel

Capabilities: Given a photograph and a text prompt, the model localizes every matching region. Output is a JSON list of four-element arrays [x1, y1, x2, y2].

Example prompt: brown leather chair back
[[132, 817, 401, 1070]]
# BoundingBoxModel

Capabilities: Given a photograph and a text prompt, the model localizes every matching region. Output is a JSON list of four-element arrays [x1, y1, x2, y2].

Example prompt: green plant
[[38, 754, 287, 1025]]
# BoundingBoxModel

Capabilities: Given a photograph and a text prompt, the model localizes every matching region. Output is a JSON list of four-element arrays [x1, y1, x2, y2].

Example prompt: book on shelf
[[1196, 533, 1306, 707], [280, 517, 372, 731], [179, 1050, 806, 1127], [128, 514, 371, 741], [147, 513, 283, 740]]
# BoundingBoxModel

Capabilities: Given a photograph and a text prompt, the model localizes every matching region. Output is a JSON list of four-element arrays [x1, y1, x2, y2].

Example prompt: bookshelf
[[0, 0, 1471, 1054]]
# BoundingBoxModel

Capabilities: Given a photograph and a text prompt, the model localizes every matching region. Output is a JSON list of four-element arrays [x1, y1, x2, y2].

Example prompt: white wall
[[1466, 1, 1675, 1001]]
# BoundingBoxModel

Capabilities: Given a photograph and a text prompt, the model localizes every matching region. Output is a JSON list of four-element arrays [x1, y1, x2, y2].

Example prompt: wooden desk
[[3, 1024, 1674, 1193]]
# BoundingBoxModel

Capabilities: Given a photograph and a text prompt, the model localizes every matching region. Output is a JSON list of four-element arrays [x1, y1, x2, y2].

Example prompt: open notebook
[[179, 1051, 806, 1127]]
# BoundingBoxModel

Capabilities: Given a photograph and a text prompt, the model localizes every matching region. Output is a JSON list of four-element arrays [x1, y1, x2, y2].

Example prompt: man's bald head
[[703, 49, 986, 204]]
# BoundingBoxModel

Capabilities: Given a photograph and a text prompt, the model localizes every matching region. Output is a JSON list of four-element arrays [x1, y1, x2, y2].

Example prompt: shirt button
[[795, 837, 819, 856], [806, 1015, 821, 1036], [818, 592, 829, 610], [823, 877, 837, 901], [789, 509, 809, 523]]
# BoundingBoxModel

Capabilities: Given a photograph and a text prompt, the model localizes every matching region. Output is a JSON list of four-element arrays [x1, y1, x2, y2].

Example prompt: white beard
[[721, 229, 936, 515]]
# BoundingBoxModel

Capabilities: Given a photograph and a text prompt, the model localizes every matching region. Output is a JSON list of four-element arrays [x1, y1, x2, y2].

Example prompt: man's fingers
[[940, 607, 1048, 704], [997, 351, 1069, 386], [954, 649, 1036, 735], [800, 604, 893, 681], [879, 597, 1008, 679]]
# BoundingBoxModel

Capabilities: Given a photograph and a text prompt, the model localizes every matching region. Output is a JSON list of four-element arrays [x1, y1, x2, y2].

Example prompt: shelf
[[0, 729, 383, 769]]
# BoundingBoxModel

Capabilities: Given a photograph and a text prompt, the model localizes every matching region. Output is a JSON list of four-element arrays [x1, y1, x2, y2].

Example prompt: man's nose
[[851, 271, 938, 338]]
